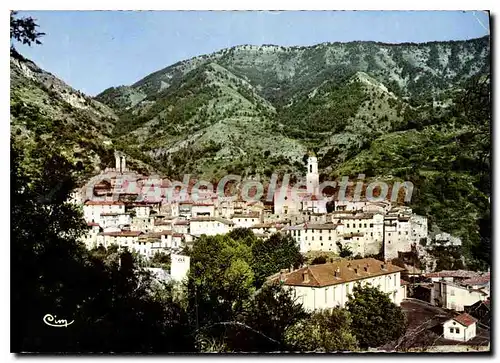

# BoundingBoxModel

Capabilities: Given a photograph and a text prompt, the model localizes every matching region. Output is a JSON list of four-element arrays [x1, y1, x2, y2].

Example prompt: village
[[72, 151, 490, 351]]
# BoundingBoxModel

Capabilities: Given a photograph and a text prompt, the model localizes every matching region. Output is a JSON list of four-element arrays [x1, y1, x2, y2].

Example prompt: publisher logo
[[43, 314, 74, 328]]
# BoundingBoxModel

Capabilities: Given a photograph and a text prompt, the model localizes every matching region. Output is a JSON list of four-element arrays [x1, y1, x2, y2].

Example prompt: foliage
[[11, 141, 194, 352], [186, 234, 255, 329], [346, 284, 407, 349], [251, 233, 304, 288], [310, 255, 327, 265], [207, 282, 309, 352], [150, 251, 171, 269], [284, 308, 358, 352], [10, 11, 45, 55], [336, 241, 353, 258]]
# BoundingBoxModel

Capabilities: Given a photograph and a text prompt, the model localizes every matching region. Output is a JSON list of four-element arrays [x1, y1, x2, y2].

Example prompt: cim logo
[[43, 314, 74, 328]]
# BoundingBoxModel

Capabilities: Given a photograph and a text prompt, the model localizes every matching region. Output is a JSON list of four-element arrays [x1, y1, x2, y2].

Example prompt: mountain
[[10, 53, 156, 180], [10, 36, 490, 268], [96, 36, 489, 179]]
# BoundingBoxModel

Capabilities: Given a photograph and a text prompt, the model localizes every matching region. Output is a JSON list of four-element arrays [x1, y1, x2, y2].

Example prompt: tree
[[284, 308, 358, 352], [228, 227, 257, 246], [251, 233, 304, 288], [346, 284, 407, 349], [10, 11, 45, 55], [11, 141, 194, 352], [336, 241, 353, 258], [186, 235, 255, 330], [236, 282, 308, 352], [310, 255, 327, 265]]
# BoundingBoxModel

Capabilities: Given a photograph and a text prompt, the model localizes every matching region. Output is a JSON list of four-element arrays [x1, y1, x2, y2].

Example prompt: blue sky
[[13, 11, 490, 96]]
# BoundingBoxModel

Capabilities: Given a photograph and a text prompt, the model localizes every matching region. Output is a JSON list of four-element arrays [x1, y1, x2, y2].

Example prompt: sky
[[12, 10, 490, 96]]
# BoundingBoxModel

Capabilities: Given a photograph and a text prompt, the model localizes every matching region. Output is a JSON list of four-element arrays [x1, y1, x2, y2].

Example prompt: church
[[273, 153, 327, 216]]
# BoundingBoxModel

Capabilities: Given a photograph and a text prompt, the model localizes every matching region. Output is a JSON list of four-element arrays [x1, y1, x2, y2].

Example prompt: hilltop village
[[71, 152, 490, 349], [74, 152, 428, 262]]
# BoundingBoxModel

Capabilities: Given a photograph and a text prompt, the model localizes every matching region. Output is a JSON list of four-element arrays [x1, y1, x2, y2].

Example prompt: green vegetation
[[346, 284, 407, 349], [284, 308, 358, 352], [333, 75, 490, 269]]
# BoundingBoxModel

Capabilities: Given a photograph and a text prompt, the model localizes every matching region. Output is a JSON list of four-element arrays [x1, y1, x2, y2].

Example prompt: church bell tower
[[306, 152, 319, 196]]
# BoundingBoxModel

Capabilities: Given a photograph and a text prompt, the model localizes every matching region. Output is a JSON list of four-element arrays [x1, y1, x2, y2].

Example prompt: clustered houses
[[274, 155, 428, 259], [76, 152, 430, 264], [428, 270, 490, 311], [268, 258, 406, 310], [77, 153, 285, 260]]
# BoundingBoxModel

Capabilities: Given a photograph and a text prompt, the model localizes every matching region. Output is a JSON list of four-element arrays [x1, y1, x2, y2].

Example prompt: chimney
[[303, 270, 310, 283], [381, 263, 387, 270], [334, 267, 341, 278], [364, 264, 369, 272], [354, 267, 358, 274]]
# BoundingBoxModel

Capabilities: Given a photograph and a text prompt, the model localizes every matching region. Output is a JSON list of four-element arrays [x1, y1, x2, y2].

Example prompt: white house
[[443, 313, 478, 342], [192, 203, 216, 217], [430, 272, 490, 311], [284, 223, 341, 253], [270, 258, 405, 311], [100, 212, 132, 230], [97, 230, 143, 249], [249, 223, 279, 237], [172, 219, 190, 234], [82, 222, 101, 249], [83, 200, 126, 223], [231, 213, 260, 228], [171, 254, 190, 282], [131, 215, 155, 233], [153, 217, 173, 232], [189, 217, 234, 236]]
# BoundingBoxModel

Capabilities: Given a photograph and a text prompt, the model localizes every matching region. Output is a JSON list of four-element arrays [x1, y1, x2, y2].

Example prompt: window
[[388, 233, 391, 236], [320, 243, 323, 246], [347, 224, 350, 228], [370, 223, 373, 228], [364, 223, 367, 228], [325, 288, 328, 303], [399, 231, 401, 235], [455, 328, 460, 334], [450, 289, 455, 296], [319, 236, 322, 241], [329, 236, 331, 240]]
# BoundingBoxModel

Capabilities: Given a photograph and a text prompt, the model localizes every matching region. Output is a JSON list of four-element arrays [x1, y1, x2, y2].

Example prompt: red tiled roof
[[273, 258, 404, 287], [101, 231, 142, 237], [461, 273, 490, 286], [85, 200, 125, 206], [172, 233, 184, 238], [174, 220, 189, 225], [231, 213, 259, 219], [87, 222, 100, 227], [452, 313, 477, 327]]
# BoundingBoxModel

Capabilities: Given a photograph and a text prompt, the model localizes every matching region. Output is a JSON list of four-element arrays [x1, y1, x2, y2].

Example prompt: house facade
[[270, 258, 405, 311], [443, 313, 478, 342]]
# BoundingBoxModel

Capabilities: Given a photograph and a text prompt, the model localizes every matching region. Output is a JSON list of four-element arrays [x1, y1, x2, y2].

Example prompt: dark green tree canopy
[[346, 284, 407, 349]]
